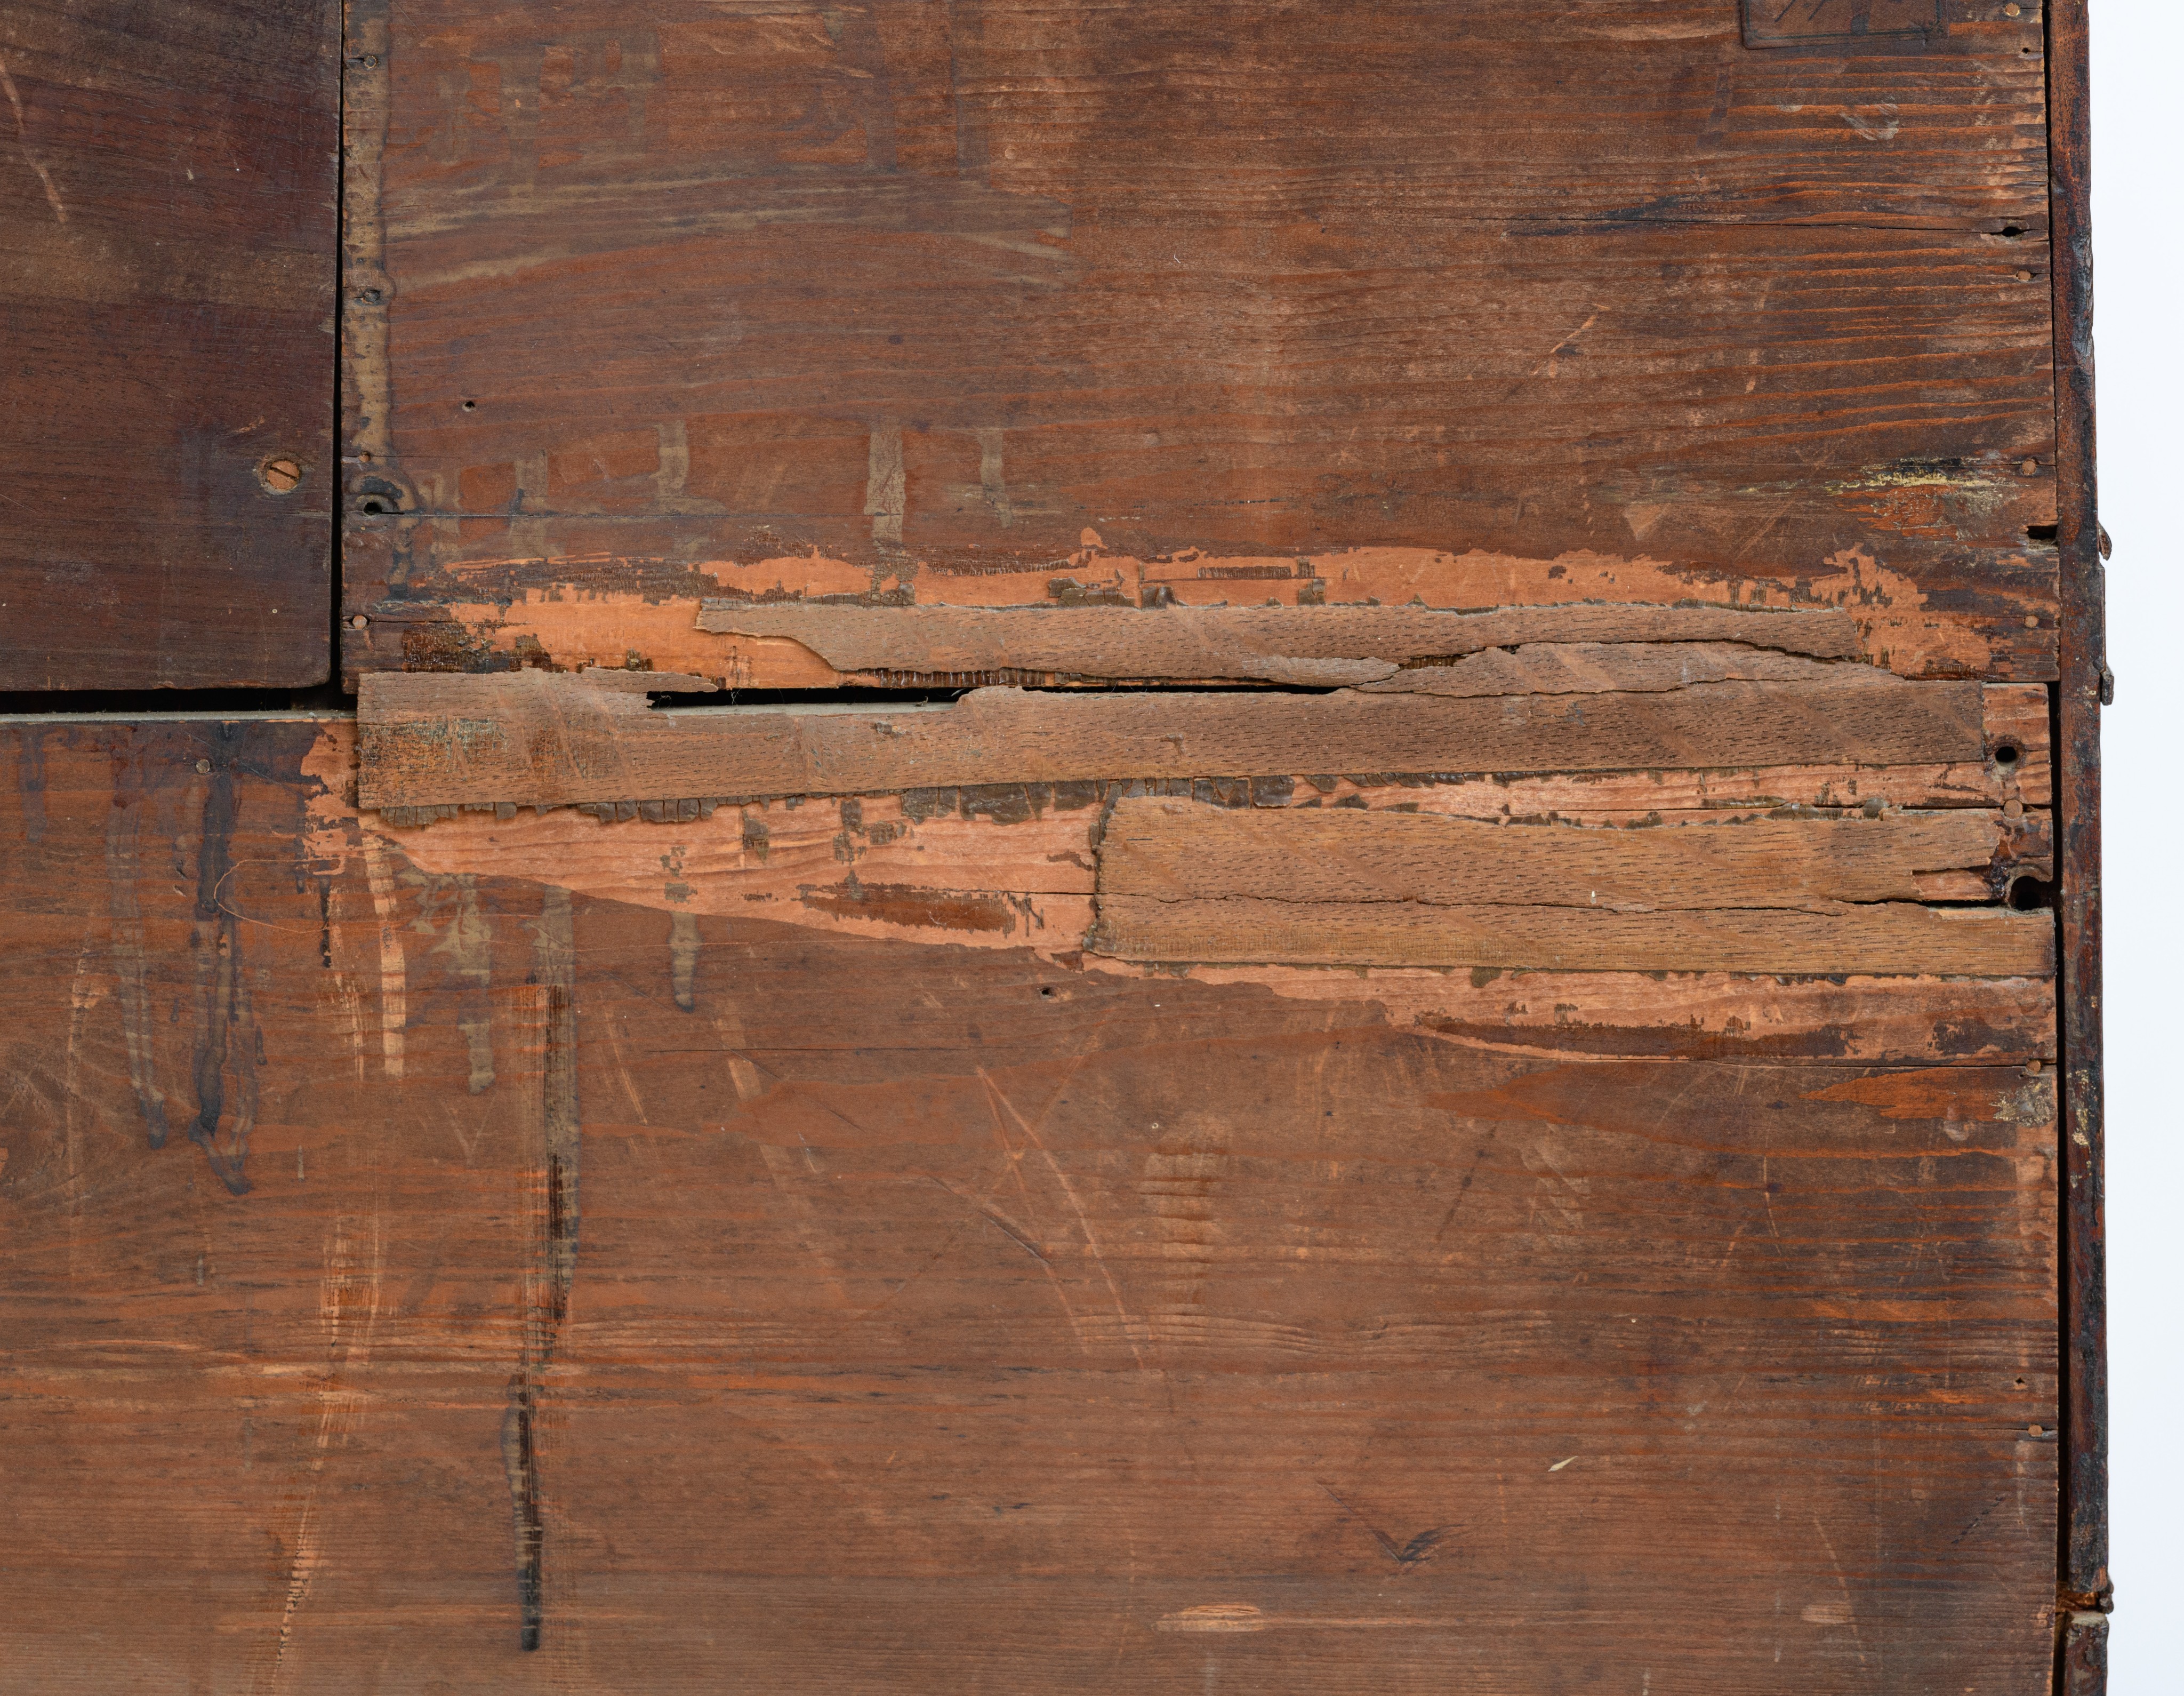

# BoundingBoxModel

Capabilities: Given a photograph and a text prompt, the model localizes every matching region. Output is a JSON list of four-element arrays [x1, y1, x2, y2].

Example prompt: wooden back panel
[[0, 2, 338, 688], [341, 0, 2058, 686], [0, 715, 2059, 1689]]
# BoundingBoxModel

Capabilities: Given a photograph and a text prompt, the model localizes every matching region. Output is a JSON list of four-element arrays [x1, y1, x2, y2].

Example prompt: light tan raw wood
[[358, 541, 2049, 687], [1360, 642, 1854, 697], [1089, 895, 2055, 976], [1098, 798, 2010, 913], [357, 670, 1987, 813], [688, 602, 1861, 686], [373, 777, 2048, 973]]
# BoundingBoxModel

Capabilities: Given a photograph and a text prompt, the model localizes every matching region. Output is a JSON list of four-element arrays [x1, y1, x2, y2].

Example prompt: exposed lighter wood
[[689, 603, 1861, 686], [1089, 894, 2055, 976], [1360, 643, 1854, 697], [356, 670, 1987, 812], [1097, 797, 2008, 913], [1141, 960, 2055, 1063]]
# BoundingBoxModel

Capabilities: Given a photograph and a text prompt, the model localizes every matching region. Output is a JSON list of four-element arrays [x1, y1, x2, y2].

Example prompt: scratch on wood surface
[[263, 1219, 384, 1693], [0, 55, 68, 223]]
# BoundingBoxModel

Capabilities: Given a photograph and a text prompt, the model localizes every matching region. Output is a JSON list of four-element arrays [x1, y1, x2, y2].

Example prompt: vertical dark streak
[[188, 748, 252, 1195], [2045, 0, 2108, 1634], [501, 1381, 545, 1652], [504, 890, 579, 1651]]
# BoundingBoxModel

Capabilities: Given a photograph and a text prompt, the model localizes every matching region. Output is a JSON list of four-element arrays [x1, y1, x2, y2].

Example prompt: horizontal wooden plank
[[356, 670, 1991, 812], [1362, 642, 1852, 697], [1089, 893, 2055, 975], [344, 0, 2058, 686], [685, 602, 1860, 687], [1099, 796, 2010, 911], [350, 530, 2057, 687], [0, 0, 337, 686], [0, 714, 2060, 1690]]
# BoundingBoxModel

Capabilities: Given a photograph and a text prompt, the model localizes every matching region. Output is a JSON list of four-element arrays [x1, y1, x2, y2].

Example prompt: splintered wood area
[[0, 716, 2059, 1690], [342, 0, 2059, 687]]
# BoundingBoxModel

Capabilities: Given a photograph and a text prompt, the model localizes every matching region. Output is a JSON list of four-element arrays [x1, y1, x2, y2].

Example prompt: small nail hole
[[359, 497, 390, 515], [1039, 986, 1056, 998], [1992, 742, 2020, 766], [2000, 224, 2025, 238], [462, 399, 477, 411]]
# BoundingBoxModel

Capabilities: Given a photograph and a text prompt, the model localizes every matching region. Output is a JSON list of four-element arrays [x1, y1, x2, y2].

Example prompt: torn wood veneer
[[348, 537, 2054, 687], [1088, 895, 2053, 977], [1096, 797, 2028, 913], [686, 603, 1861, 687], [355, 668, 2022, 814]]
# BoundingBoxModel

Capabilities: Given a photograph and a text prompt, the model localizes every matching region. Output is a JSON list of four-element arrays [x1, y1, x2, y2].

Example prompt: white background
[[2090, 0, 2180, 1680]]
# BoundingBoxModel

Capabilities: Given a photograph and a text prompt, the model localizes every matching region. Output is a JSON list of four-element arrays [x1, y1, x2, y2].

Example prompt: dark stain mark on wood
[[800, 874, 1016, 935], [186, 750, 255, 1194], [1317, 1482, 1456, 1572], [503, 892, 581, 1650]]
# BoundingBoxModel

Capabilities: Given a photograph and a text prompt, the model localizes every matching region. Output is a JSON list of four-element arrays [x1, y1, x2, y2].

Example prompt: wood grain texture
[[0, 0, 337, 687], [355, 669, 1995, 812], [1090, 893, 2054, 976], [1099, 796, 2014, 911], [341, 0, 2058, 686], [0, 715, 2060, 1691], [685, 602, 1861, 687]]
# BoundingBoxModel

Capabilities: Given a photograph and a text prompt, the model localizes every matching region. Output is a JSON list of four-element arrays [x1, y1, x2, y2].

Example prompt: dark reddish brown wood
[[0, 717, 2063, 1689], [0, 1, 338, 688]]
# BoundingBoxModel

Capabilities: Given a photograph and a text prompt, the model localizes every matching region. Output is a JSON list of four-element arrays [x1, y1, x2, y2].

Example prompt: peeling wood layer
[[1089, 894, 2053, 977], [338, 1, 2059, 692], [1097, 797, 2022, 913], [348, 537, 2057, 687], [685, 603, 1861, 688], [355, 669, 2019, 814]]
